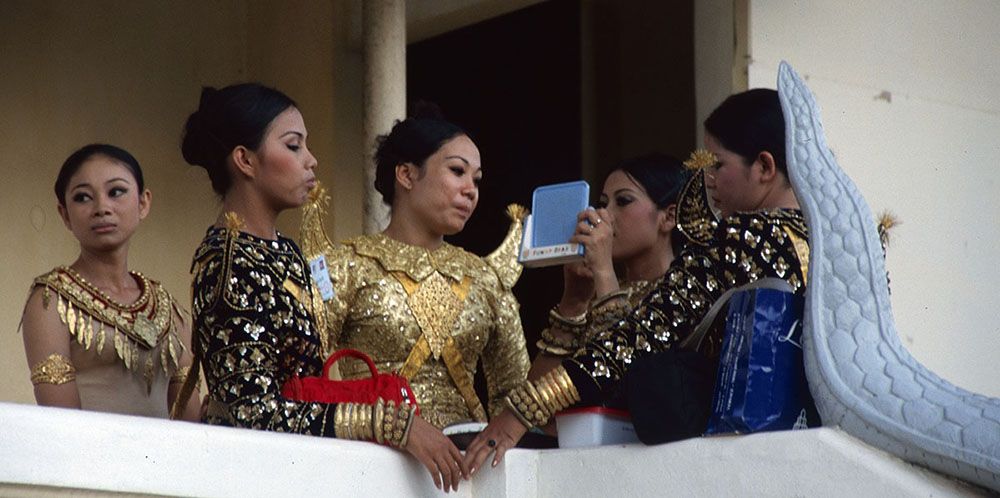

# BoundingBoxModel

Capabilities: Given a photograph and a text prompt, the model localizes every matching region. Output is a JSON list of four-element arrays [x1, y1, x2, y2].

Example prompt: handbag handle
[[680, 277, 793, 351], [324, 348, 379, 380]]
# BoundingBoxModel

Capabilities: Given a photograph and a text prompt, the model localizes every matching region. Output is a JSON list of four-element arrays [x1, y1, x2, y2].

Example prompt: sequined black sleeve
[[565, 209, 809, 404], [191, 228, 338, 436]]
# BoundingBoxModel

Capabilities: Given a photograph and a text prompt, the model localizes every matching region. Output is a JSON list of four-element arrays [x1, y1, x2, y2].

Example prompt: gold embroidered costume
[[190, 223, 413, 445], [300, 189, 531, 429], [317, 234, 530, 429], [26, 266, 187, 417]]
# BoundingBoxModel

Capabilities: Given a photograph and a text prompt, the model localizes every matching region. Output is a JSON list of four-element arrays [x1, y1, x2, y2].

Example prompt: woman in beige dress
[[20, 143, 200, 420]]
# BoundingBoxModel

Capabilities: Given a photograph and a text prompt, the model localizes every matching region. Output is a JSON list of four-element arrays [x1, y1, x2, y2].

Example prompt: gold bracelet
[[505, 395, 534, 429], [551, 366, 582, 405], [591, 289, 629, 310], [373, 399, 385, 445], [535, 339, 574, 357], [334, 403, 351, 439], [506, 386, 541, 427], [540, 327, 578, 349], [524, 381, 551, 426], [549, 305, 587, 326], [356, 403, 372, 440], [549, 316, 587, 338], [382, 402, 397, 445], [396, 403, 415, 448], [539, 371, 569, 409], [30, 353, 76, 386], [346, 403, 356, 440], [504, 366, 581, 429], [380, 401, 414, 448], [535, 377, 559, 416]]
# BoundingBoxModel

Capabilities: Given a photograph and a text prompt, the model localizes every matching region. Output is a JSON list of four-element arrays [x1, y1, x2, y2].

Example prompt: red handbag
[[281, 349, 419, 415]]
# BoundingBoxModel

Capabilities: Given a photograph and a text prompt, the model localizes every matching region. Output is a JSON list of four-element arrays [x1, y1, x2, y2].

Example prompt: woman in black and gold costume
[[20, 144, 200, 420], [466, 88, 809, 471], [181, 84, 469, 493], [529, 154, 691, 380], [301, 109, 530, 431]]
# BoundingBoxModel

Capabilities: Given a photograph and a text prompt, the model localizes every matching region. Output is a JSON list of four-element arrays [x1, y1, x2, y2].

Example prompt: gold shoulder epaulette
[[299, 182, 336, 262], [675, 168, 718, 247], [485, 204, 527, 290]]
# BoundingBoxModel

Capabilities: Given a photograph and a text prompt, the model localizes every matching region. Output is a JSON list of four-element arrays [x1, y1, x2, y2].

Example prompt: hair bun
[[180, 118, 213, 171], [410, 100, 445, 121], [198, 86, 219, 111]]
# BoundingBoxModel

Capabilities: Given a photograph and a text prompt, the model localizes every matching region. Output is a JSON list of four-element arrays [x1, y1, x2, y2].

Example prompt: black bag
[[625, 348, 716, 444]]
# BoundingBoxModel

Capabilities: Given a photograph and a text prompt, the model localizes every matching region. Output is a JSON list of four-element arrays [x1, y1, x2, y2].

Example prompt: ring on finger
[[488, 439, 497, 448], [595, 218, 603, 225]]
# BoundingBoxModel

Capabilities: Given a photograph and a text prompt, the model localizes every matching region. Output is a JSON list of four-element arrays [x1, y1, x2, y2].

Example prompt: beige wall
[[0, 0, 365, 405], [693, 0, 748, 140], [745, 0, 1000, 396]]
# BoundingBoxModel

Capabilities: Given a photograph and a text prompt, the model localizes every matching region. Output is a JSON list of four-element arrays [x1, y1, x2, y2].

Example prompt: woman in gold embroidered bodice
[[19, 144, 200, 420], [182, 85, 468, 492], [529, 154, 692, 382], [316, 107, 530, 432]]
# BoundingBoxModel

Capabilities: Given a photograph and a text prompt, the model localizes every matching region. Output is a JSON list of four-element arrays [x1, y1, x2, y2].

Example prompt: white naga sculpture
[[778, 61, 1000, 492]]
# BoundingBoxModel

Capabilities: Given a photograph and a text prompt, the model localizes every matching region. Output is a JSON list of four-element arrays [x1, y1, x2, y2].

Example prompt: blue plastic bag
[[704, 287, 818, 435]]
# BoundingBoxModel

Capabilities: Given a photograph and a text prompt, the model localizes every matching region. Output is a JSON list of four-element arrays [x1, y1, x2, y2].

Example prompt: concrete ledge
[[0, 402, 985, 497]]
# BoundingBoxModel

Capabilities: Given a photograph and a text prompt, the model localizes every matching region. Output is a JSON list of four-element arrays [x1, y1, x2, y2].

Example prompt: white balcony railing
[[0, 402, 982, 497]]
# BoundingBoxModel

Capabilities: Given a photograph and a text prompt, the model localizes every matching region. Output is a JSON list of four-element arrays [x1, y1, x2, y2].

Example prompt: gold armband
[[504, 365, 580, 429], [30, 353, 76, 386], [169, 365, 191, 385], [335, 400, 414, 448]]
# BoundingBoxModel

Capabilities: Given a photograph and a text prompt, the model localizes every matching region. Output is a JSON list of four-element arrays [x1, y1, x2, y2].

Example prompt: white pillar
[[361, 0, 406, 233]]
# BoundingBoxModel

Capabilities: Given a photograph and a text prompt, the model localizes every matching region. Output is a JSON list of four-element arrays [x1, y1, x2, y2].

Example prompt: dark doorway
[[408, 0, 583, 378], [407, 0, 696, 413]]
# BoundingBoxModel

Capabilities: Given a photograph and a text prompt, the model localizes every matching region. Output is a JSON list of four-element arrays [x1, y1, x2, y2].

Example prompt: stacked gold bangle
[[504, 365, 581, 429], [538, 305, 590, 356], [587, 289, 631, 337], [378, 400, 415, 448], [335, 400, 415, 448]]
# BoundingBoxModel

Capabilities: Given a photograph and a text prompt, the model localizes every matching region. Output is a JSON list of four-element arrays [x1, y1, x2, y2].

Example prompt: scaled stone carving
[[778, 61, 1000, 492]]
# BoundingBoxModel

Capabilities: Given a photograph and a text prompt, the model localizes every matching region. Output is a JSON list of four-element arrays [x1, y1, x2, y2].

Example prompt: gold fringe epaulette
[[485, 204, 527, 290]]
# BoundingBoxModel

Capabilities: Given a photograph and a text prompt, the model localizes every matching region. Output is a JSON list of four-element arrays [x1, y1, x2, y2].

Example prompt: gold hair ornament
[[683, 149, 718, 170]]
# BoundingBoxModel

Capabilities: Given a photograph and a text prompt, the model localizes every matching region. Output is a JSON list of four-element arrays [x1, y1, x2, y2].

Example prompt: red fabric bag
[[281, 349, 419, 414]]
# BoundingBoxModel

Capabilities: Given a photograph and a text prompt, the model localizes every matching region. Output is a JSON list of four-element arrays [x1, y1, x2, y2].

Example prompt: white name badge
[[308, 254, 335, 301]]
